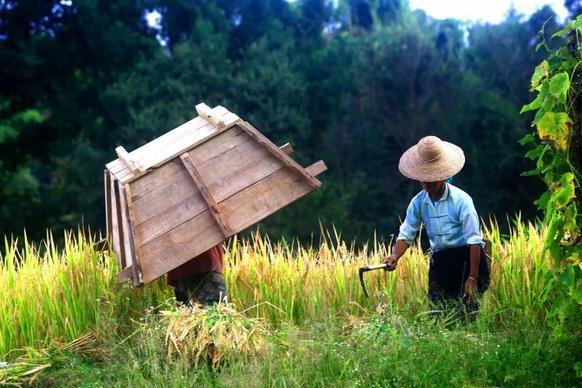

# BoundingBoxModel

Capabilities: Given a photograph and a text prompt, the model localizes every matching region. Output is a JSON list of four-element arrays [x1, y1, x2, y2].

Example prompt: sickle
[[358, 263, 389, 298]]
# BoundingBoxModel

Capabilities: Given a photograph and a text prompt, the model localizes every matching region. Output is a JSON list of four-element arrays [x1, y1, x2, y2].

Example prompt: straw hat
[[398, 136, 465, 182]]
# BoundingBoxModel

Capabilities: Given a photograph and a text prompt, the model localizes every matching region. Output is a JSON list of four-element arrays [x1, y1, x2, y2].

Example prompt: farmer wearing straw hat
[[383, 136, 490, 320]]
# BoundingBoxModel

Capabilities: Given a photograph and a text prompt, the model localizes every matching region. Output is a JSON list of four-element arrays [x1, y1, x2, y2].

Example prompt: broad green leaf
[[518, 133, 536, 145], [549, 72, 570, 103], [536, 112, 571, 151], [525, 144, 544, 159], [530, 60, 549, 90], [521, 169, 539, 177], [552, 172, 576, 208], [520, 93, 543, 113]]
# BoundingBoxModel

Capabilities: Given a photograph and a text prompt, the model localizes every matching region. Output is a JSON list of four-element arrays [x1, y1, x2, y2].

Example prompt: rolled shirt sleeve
[[397, 195, 421, 245]]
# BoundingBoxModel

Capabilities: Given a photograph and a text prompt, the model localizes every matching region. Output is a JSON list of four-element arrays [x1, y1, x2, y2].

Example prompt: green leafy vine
[[520, 15, 582, 324]]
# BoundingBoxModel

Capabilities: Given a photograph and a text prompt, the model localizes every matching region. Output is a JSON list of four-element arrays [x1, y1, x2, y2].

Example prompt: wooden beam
[[279, 143, 293, 155], [113, 180, 127, 268], [115, 146, 143, 173], [180, 152, 234, 238], [104, 170, 112, 240], [238, 121, 321, 189], [120, 184, 143, 287], [305, 160, 327, 177], [196, 103, 226, 128]]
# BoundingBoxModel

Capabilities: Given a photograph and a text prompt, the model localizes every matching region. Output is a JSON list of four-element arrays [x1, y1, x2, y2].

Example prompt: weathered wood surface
[[131, 126, 283, 246], [107, 107, 240, 184], [305, 160, 327, 177], [111, 178, 125, 268], [121, 184, 142, 286], [115, 146, 143, 173], [180, 152, 234, 237], [138, 166, 322, 284], [104, 170, 112, 241], [196, 103, 226, 128]]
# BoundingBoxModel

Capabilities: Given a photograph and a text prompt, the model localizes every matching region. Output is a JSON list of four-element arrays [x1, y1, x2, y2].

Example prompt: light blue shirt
[[397, 183, 484, 252]]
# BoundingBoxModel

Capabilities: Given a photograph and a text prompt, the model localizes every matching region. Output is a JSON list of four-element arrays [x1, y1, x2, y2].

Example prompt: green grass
[[0, 221, 580, 386]]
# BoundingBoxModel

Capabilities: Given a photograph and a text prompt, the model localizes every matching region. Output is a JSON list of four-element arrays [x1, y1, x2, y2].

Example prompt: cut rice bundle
[[161, 303, 268, 368]]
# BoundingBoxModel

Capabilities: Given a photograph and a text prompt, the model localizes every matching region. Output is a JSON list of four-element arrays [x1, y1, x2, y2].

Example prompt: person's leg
[[174, 272, 229, 306], [196, 272, 229, 305], [430, 247, 474, 322]]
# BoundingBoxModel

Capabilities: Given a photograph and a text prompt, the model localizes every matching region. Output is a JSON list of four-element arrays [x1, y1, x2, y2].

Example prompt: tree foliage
[[0, 0, 578, 242]]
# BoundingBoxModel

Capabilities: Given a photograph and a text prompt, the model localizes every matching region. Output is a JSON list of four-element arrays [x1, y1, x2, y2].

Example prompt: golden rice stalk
[[161, 302, 268, 368]]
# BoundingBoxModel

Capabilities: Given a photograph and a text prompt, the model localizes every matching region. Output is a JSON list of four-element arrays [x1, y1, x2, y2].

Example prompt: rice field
[[0, 221, 578, 386]]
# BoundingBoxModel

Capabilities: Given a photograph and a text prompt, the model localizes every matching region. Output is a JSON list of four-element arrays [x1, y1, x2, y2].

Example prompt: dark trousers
[[173, 271, 228, 306], [428, 245, 491, 321]]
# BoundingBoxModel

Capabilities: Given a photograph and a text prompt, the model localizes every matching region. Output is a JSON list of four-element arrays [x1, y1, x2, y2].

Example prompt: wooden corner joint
[[195, 102, 227, 129], [116, 146, 144, 173]]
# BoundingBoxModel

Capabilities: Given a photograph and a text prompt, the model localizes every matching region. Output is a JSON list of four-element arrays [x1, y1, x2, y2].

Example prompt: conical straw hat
[[398, 136, 465, 182]]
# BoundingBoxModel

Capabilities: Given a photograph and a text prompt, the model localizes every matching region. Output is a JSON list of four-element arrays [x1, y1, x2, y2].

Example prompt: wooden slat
[[107, 107, 240, 181], [279, 143, 293, 155], [106, 116, 208, 172], [180, 152, 234, 237], [305, 160, 327, 177], [238, 121, 321, 188], [139, 167, 315, 284], [112, 180, 126, 268], [121, 184, 143, 287], [104, 170, 112, 240]]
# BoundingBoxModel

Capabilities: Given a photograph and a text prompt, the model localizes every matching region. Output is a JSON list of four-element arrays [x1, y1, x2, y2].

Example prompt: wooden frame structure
[[105, 103, 327, 286]]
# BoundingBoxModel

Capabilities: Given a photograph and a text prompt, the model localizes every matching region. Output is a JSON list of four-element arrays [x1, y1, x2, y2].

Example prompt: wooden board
[[104, 170, 112, 240], [107, 107, 240, 183], [130, 126, 284, 246], [138, 167, 317, 283], [111, 178, 125, 268]]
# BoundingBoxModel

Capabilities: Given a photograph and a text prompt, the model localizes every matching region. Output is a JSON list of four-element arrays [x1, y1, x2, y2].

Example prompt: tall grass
[[0, 221, 554, 359]]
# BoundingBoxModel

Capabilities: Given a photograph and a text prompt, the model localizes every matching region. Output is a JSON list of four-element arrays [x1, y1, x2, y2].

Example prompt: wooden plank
[[180, 152, 234, 237], [104, 170, 112, 241], [305, 160, 327, 177], [106, 116, 207, 172], [112, 180, 126, 268], [107, 107, 239, 180], [139, 167, 315, 284], [120, 184, 143, 287], [238, 121, 321, 189], [130, 125, 249, 200], [279, 143, 293, 155]]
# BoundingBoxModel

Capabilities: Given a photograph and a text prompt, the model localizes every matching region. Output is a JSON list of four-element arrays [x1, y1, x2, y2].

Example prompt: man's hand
[[464, 276, 478, 298], [383, 255, 398, 271]]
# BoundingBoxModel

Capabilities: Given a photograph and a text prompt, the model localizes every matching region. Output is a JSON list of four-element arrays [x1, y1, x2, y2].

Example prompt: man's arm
[[384, 196, 421, 271], [461, 208, 483, 297], [384, 239, 409, 271]]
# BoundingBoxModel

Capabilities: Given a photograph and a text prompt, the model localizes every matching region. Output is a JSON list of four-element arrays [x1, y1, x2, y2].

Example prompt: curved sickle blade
[[359, 268, 370, 298]]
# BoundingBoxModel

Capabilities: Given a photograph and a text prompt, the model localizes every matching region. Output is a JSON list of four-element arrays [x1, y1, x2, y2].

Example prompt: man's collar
[[424, 183, 450, 204]]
